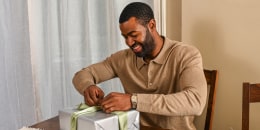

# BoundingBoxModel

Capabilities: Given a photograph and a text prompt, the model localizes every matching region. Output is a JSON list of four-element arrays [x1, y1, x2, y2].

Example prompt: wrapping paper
[[59, 108, 139, 130]]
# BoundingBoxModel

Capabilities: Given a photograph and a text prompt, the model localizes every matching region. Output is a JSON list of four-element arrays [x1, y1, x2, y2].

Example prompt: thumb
[[95, 88, 104, 99]]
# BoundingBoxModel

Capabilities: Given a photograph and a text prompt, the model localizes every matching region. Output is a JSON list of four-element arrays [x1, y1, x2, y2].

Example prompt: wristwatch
[[131, 93, 137, 109]]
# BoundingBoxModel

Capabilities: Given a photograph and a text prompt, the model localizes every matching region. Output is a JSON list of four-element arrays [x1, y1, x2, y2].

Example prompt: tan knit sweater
[[73, 37, 207, 130]]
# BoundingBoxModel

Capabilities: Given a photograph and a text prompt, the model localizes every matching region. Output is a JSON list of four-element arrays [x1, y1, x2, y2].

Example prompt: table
[[30, 116, 59, 130], [30, 116, 168, 130]]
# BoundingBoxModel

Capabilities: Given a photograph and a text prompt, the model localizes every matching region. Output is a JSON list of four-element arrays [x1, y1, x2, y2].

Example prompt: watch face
[[131, 94, 137, 108], [132, 96, 136, 101]]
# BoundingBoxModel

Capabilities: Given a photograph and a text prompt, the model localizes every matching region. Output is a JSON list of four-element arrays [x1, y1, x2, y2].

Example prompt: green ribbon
[[112, 111, 127, 130], [70, 103, 128, 130]]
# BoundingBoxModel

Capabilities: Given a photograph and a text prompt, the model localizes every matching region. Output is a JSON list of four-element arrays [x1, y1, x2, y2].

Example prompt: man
[[73, 2, 207, 130]]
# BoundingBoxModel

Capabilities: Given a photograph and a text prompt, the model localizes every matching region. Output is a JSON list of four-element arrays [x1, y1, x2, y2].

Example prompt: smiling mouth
[[131, 43, 142, 53]]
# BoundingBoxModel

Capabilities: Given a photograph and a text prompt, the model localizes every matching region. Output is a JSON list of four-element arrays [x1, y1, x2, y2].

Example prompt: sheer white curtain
[[0, 0, 160, 129], [0, 0, 35, 130], [27, 0, 129, 121]]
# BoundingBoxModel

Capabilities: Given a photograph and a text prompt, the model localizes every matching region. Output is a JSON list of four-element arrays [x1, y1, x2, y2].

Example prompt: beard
[[131, 29, 155, 59]]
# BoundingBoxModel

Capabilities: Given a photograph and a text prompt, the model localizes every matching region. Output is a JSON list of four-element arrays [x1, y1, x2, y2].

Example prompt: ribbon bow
[[70, 103, 127, 130]]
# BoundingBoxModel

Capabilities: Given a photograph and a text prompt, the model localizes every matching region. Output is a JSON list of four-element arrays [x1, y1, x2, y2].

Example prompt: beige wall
[[165, 0, 181, 41], [166, 0, 260, 130]]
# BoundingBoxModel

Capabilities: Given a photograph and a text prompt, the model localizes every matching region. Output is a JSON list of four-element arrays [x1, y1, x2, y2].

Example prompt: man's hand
[[83, 85, 104, 106], [100, 92, 132, 113]]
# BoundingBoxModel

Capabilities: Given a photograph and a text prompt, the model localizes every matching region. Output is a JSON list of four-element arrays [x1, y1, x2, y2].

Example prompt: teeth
[[131, 43, 142, 52], [132, 45, 139, 50], [131, 44, 137, 49], [132, 43, 140, 48]]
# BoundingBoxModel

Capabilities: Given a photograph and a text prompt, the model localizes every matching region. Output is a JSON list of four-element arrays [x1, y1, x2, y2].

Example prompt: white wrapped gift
[[59, 108, 139, 130]]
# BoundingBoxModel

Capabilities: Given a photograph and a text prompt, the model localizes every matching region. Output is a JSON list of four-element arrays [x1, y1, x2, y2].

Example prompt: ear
[[148, 19, 156, 31]]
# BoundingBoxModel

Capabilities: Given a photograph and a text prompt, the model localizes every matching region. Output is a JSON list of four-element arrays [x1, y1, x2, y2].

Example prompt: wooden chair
[[194, 69, 218, 130], [242, 82, 260, 130]]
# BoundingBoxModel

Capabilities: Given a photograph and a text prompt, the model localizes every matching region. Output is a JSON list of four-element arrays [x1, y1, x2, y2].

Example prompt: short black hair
[[119, 2, 154, 26]]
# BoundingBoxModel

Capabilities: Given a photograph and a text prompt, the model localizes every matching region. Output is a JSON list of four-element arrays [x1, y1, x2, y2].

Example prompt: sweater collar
[[136, 37, 174, 69]]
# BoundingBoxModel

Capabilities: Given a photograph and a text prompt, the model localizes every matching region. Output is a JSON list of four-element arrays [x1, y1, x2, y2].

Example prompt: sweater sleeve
[[72, 56, 118, 95]]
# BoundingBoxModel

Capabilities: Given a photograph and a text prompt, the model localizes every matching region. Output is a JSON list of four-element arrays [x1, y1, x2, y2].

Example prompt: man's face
[[120, 17, 155, 58]]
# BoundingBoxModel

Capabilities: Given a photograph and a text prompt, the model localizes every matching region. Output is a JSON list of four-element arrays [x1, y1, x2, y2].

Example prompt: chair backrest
[[194, 69, 218, 130], [242, 82, 260, 130]]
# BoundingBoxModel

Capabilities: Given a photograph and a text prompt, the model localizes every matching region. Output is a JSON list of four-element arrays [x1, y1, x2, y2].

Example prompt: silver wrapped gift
[[59, 108, 139, 130]]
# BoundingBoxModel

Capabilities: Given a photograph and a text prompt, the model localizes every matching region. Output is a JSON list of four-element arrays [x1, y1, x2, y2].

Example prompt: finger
[[100, 97, 114, 112], [84, 91, 95, 106], [97, 93, 104, 105], [100, 93, 112, 105], [101, 92, 122, 105], [97, 89, 105, 100], [103, 104, 122, 113], [89, 90, 99, 105], [104, 107, 114, 113], [101, 98, 113, 108], [85, 96, 95, 106], [95, 89, 104, 102], [95, 88, 105, 105], [102, 92, 116, 101], [102, 102, 115, 113]]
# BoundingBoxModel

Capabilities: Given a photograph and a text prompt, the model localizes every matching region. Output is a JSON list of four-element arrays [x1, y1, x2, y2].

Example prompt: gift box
[[59, 107, 139, 130]]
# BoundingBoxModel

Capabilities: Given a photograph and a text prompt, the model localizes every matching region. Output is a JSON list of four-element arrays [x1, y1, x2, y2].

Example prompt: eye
[[130, 34, 138, 38], [131, 35, 137, 38]]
